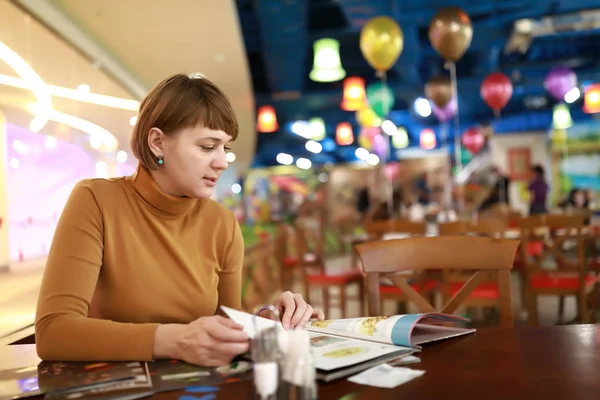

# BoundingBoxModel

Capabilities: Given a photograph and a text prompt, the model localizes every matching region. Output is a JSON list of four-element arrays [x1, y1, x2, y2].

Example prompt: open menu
[[221, 307, 416, 382], [306, 313, 476, 348]]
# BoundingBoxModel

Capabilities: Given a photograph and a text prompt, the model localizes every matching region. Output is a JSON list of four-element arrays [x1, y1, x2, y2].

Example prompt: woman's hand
[[274, 291, 325, 329], [154, 316, 249, 366]]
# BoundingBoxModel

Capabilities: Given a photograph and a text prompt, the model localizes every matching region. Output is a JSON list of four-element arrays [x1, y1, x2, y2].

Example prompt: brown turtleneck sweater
[[35, 166, 244, 361]]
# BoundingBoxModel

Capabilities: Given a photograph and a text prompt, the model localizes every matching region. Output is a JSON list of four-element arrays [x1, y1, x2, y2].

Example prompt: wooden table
[[5, 325, 600, 399], [155, 324, 600, 399]]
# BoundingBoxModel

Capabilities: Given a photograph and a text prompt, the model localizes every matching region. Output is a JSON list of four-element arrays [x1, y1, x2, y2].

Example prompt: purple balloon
[[544, 67, 577, 100], [432, 98, 457, 122], [372, 133, 389, 157]]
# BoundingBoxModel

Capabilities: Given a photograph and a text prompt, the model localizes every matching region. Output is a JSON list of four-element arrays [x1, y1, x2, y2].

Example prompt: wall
[[489, 131, 551, 213], [6, 123, 134, 262]]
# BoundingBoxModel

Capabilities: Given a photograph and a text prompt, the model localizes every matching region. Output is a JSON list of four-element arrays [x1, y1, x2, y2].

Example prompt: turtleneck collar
[[127, 164, 197, 216]]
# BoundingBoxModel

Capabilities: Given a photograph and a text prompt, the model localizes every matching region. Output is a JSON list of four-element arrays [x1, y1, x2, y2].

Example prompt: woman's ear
[[147, 127, 165, 157]]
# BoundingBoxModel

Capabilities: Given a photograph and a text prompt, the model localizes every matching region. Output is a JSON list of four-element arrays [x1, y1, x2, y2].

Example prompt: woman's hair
[[130, 73, 239, 170]]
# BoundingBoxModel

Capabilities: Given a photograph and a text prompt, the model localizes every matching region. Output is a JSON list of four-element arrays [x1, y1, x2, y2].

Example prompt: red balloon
[[480, 72, 513, 112], [462, 127, 485, 154]]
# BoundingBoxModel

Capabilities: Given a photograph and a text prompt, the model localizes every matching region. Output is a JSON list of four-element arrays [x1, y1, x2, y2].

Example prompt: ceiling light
[[276, 153, 293, 165], [564, 87, 580, 104], [76, 84, 91, 94], [305, 140, 322, 154], [12, 139, 26, 154], [226, 152, 236, 163], [414, 97, 432, 118], [355, 147, 369, 160], [381, 120, 397, 135], [231, 183, 242, 194], [44, 136, 58, 150], [116, 150, 128, 163], [25, 102, 118, 151], [0, 40, 52, 130], [95, 161, 108, 178], [366, 153, 380, 166], [0, 73, 140, 111], [29, 116, 46, 132], [129, 116, 138, 126], [296, 157, 312, 170]]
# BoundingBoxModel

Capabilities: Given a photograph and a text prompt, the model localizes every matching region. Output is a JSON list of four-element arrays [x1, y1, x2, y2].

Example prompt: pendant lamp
[[584, 84, 600, 114], [552, 104, 572, 130], [419, 128, 436, 150], [392, 127, 409, 149], [336, 122, 354, 145], [308, 117, 326, 141], [309, 38, 346, 83], [256, 105, 278, 132], [341, 77, 367, 111]]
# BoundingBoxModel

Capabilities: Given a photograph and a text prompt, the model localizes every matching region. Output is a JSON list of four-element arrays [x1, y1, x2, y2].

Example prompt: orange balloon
[[425, 76, 452, 108], [429, 7, 473, 62]]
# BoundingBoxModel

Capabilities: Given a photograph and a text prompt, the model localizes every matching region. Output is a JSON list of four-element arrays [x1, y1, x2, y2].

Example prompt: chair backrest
[[355, 236, 519, 327], [364, 218, 427, 239], [519, 214, 587, 277], [438, 218, 507, 237], [294, 200, 326, 257], [437, 220, 470, 235], [473, 217, 508, 237]]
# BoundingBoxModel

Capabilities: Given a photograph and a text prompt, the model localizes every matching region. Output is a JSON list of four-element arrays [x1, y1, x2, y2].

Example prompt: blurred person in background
[[478, 166, 510, 212], [414, 172, 430, 205], [528, 164, 549, 215], [35, 74, 324, 366]]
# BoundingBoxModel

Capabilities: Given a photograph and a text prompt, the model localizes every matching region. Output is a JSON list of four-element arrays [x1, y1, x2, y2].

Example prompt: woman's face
[[158, 124, 232, 199]]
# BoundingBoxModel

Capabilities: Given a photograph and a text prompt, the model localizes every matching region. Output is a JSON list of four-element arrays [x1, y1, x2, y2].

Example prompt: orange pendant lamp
[[256, 105, 279, 132], [419, 128, 436, 150], [336, 122, 354, 145], [584, 84, 600, 114], [341, 77, 367, 111]]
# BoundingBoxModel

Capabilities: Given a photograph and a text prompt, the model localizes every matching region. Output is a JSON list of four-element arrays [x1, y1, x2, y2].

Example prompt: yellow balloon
[[358, 134, 373, 150], [360, 16, 404, 72], [356, 107, 381, 128]]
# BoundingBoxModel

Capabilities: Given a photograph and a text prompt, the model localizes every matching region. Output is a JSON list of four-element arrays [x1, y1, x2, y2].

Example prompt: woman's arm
[[216, 215, 244, 310], [35, 181, 161, 361]]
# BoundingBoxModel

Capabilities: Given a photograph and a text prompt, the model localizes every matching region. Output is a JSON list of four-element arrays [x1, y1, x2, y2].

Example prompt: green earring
[[158, 156, 164, 165]]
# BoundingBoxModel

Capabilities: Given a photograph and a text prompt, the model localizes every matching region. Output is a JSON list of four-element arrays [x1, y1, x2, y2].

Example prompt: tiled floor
[[0, 255, 591, 342]]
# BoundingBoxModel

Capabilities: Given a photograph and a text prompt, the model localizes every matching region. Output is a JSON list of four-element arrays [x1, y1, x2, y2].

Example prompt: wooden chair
[[437, 218, 511, 321], [360, 219, 431, 313], [355, 236, 519, 327], [280, 204, 363, 318], [363, 218, 427, 240], [519, 214, 599, 325]]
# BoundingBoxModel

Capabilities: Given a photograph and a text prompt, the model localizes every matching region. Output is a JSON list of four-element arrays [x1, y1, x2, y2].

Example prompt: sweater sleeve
[[35, 181, 159, 362], [216, 214, 244, 310]]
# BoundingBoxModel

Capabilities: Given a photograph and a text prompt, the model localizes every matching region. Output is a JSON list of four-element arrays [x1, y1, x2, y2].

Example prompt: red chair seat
[[379, 280, 438, 295], [283, 253, 317, 267], [530, 273, 598, 290], [450, 282, 499, 300], [307, 270, 363, 285], [527, 241, 544, 257]]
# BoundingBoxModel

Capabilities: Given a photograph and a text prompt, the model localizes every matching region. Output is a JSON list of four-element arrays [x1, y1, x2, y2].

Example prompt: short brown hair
[[130, 73, 239, 170]]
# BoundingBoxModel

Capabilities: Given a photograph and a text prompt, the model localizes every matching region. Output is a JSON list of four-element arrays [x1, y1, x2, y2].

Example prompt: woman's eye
[[201, 146, 214, 151], [225, 147, 232, 152]]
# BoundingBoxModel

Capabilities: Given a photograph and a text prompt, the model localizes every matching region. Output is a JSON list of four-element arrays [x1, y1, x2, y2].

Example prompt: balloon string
[[445, 60, 465, 214], [378, 70, 394, 218], [445, 61, 461, 172]]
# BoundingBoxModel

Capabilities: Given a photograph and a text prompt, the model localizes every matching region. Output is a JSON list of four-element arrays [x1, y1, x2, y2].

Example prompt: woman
[[35, 74, 324, 366], [527, 165, 549, 215]]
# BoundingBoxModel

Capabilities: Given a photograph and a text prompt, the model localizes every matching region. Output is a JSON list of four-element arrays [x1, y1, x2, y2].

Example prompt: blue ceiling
[[235, 0, 600, 168]]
